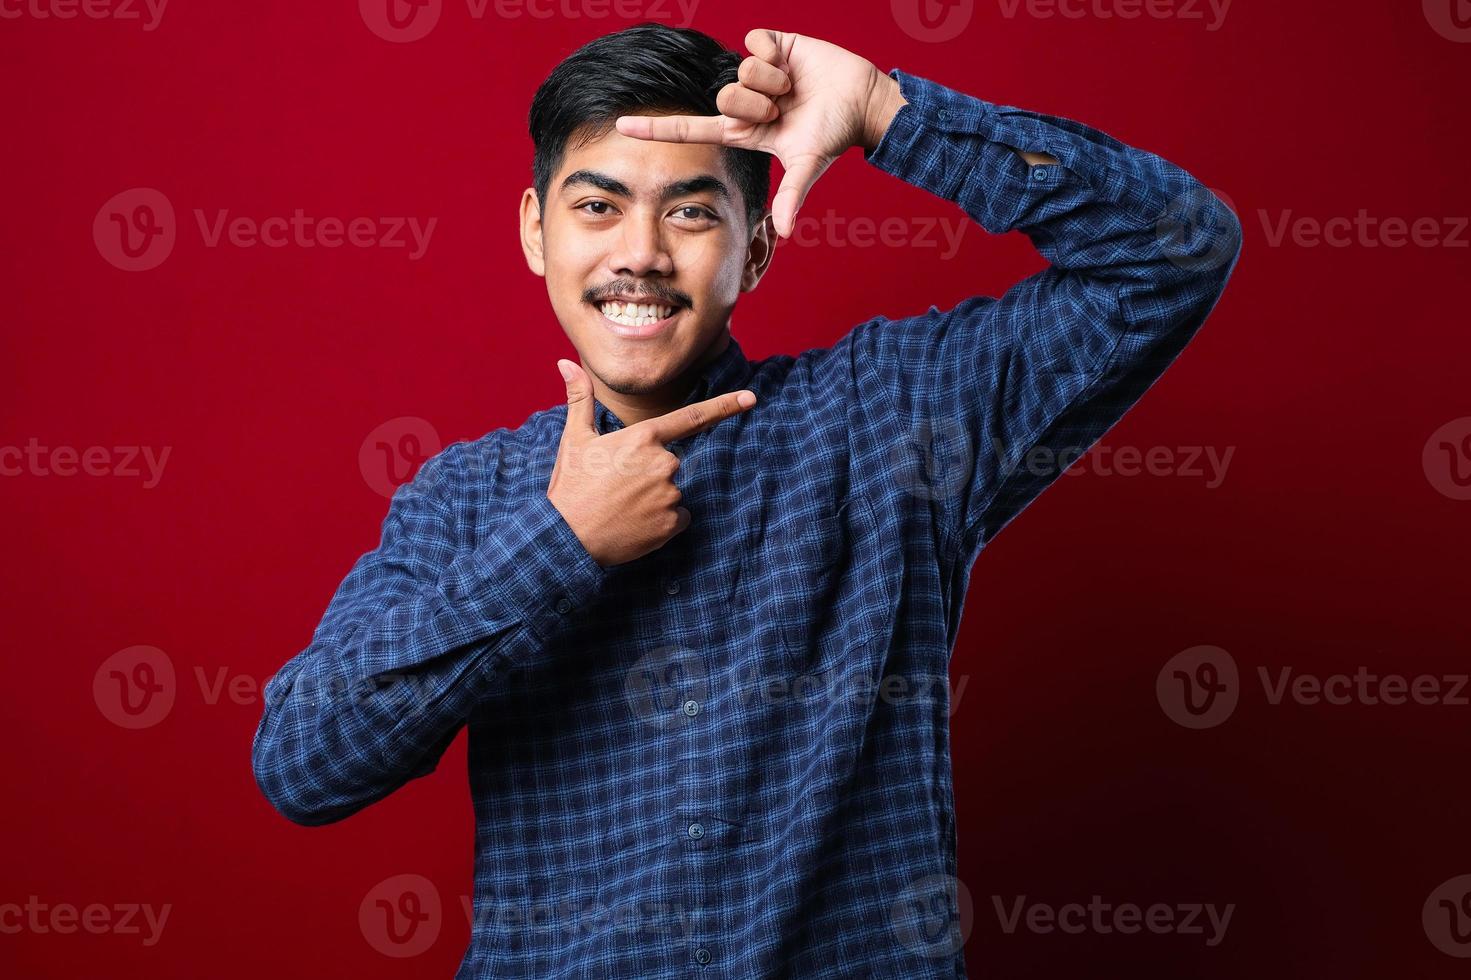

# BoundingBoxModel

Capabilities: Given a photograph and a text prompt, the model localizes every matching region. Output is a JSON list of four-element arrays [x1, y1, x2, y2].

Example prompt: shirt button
[[687, 822, 704, 840], [664, 578, 681, 596], [554, 598, 572, 614], [694, 947, 712, 965], [1032, 167, 1048, 181], [682, 699, 700, 717], [937, 109, 950, 120]]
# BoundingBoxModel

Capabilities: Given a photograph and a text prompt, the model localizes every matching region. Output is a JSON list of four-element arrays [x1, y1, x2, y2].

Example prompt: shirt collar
[[594, 334, 753, 436]]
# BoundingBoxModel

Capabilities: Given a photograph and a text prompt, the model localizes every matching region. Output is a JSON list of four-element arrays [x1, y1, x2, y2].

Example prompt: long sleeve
[[250, 441, 608, 826], [846, 68, 1242, 565]]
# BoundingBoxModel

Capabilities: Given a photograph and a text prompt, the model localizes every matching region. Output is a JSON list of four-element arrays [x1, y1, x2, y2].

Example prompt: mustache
[[584, 281, 692, 309]]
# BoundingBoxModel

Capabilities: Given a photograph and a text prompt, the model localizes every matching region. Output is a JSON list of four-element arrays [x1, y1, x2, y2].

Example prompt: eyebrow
[[558, 169, 732, 203]]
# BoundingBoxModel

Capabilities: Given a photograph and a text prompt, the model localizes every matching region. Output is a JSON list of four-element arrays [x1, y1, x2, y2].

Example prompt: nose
[[606, 209, 674, 280]]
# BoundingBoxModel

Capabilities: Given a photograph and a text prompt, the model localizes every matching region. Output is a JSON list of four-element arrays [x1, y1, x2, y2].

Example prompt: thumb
[[557, 359, 596, 440], [772, 152, 833, 238]]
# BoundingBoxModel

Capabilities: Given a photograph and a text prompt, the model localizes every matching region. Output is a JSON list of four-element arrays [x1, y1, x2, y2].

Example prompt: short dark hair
[[529, 23, 772, 231]]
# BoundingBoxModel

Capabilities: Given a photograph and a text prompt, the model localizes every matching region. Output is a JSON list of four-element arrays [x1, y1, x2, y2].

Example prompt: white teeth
[[598, 301, 675, 328]]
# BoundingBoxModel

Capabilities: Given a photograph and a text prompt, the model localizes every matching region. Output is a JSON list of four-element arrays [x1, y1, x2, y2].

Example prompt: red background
[[4, 1, 1468, 976]]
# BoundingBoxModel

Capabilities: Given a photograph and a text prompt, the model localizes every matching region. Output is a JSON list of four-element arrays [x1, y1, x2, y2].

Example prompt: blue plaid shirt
[[252, 67, 1240, 977]]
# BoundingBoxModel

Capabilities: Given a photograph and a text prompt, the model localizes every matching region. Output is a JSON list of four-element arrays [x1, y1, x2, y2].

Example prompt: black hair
[[529, 22, 772, 232]]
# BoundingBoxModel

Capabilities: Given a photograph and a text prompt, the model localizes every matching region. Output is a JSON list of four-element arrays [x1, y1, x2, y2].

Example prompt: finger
[[558, 359, 597, 443], [615, 112, 731, 145], [636, 389, 757, 445], [716, 82, 779, 125], [744, 28, 790, 69], [737, 55, 791, 98], [772, 154, 833, 238], [672, 506, 692, 536]]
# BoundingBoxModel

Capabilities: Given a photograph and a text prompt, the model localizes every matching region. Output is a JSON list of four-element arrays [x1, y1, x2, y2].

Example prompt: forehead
[[553, 123, 734, 197]]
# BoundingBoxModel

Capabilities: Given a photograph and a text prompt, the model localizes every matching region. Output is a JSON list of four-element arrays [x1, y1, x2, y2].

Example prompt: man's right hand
[[547, 359, 758, 568]]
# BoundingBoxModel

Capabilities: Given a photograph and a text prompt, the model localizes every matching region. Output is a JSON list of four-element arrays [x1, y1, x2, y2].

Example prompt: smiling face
[[520, 116, 776, 416]]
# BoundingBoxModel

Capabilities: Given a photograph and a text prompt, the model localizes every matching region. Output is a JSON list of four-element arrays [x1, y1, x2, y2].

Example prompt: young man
[[252, 23, 1240, 978]]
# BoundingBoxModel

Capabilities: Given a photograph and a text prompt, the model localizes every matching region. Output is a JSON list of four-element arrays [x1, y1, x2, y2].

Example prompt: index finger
[[634, 389, 758, 444], [614, 112, 733, 145]]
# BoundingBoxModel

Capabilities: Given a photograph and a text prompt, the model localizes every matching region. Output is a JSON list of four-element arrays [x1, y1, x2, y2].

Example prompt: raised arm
[[847, 68, 1242, 563], [613, 28, 1242, 567]]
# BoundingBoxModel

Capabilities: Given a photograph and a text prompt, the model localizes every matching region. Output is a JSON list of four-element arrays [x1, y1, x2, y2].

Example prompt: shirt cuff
[[862, 67, 1062, 235]]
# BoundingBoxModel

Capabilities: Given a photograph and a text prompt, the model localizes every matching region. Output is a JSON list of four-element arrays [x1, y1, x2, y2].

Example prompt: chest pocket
[[737, 495, 891, 677]]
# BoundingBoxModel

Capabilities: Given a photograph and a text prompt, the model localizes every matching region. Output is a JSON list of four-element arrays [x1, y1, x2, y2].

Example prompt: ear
[[740, 211, 778, 293], [519, 187, 546, 277]]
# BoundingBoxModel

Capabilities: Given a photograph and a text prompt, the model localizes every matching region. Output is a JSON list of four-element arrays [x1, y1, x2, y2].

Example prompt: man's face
[[521, 118, 775, 399]]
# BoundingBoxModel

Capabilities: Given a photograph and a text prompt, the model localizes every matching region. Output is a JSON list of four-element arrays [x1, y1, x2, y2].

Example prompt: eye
[[672, 205, 718, 223], [576, 201, 617, 216]]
